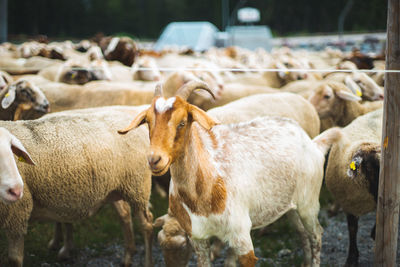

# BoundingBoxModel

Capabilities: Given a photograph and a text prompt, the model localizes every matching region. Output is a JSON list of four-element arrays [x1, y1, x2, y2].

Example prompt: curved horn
[[175, 80, 215, 101], [154, 82, 163, 97]]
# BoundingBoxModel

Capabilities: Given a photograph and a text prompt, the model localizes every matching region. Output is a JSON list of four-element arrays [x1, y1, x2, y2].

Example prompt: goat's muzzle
[[147, 153, 170, 176]]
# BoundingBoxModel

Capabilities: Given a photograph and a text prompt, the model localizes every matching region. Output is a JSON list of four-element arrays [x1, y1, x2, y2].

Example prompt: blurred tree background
[[7, 0, 387, 40]]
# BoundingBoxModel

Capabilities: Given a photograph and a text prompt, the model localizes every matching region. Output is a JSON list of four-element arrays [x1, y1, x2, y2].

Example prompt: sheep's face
[[308, 84, 336, 119], [60, 68, 97, 85], [0, 128, 35, 203], [118, 96, 216, 176], [352, 73, 384, 101], [276, 58, 308, 84], [1, 80, 50, 119]]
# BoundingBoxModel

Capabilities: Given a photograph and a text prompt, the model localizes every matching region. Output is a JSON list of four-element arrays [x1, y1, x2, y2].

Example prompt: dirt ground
[[35, 210, 400, 267]]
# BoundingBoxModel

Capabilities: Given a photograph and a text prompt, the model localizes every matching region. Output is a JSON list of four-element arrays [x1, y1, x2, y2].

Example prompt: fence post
[[374, 0, 400, 266]]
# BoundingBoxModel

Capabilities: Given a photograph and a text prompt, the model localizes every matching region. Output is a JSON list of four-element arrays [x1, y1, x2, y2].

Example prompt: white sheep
[[0, 127, 35, 203], [0, 105, 154, 267], [119, 82, 341, 266], [307, 81, 383, 131], [207, 92, 320, 138], [324, 108, 382, 266]]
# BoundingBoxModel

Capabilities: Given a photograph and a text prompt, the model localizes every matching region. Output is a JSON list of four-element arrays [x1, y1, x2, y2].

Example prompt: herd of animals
[[0, 35, 387, 266]]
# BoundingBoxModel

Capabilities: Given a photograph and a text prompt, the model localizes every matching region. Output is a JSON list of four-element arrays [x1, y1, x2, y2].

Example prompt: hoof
[[58, 245, 72, 261]]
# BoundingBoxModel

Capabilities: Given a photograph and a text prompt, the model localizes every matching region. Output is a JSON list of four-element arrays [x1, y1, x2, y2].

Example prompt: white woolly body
[[170, 116, 326, 256]]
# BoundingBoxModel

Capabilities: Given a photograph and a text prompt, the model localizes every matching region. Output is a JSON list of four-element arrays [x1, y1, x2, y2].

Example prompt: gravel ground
[[37, 211, 399, 267]]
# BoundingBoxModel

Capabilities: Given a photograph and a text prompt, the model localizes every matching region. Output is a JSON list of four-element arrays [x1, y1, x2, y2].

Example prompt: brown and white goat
[[118, 82, 340, 267]]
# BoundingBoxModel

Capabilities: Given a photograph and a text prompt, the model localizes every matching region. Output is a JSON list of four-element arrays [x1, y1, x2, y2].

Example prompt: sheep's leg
[[113, 200, 136, 267], [137, 207, 154, 267], [48, 222, 63, 251], [210, 238, 237, 267], [58, 223, 74, 260], [370, 223, 376, 240], [210, 238, 225, 261], [7, 233, 24, 267], [190, 238, 212, 267], [287, 210, 312, 266], [224, 247, 237, 267], [298, 209, 323, 267], [345, 213, 359, 267]]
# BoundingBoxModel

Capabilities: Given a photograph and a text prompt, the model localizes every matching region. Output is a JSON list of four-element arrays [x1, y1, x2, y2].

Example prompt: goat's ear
[[1, 84, 16, 109], [189, 104, 218, 130], [118, 109, 148, 135], [336, 90, 362, 102], [10, 134, 35, 165]]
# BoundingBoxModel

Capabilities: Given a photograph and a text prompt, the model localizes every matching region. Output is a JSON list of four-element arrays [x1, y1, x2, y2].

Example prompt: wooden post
[[374, 0, 400, 266], [0, 0, 7, 43]]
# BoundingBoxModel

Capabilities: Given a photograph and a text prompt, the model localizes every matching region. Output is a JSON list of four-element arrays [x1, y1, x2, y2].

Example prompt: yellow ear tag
[[71, 72, 77, 79], [285, 71, 289, 75], [18, 156, 26, 162], [349, 161, 356, 171], [5, 92, 9, 97], [356, 89, 362, 97]]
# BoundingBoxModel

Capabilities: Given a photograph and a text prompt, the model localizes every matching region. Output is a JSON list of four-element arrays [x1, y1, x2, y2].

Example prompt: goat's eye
[[177, 121, 186, 129], [323, 94, 331, 99]]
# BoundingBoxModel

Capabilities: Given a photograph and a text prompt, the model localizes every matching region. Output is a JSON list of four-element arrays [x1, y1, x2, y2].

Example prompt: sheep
[[207, 92, 320, 138], [307, 81, 383, 131], [324, 71, 384, 101], [324, 108, 382, 266], [162, 70, 224, 109], [282, 73, 384, 102], [131, 55, 162, 81], [153, 213, 193, 267], [36, 80, 157, 113], [0, 127, 35, 204], [118, 82, 342, 267], [0, 56, 64, 75], [0, 105, 154, 267], [38, 59, 112, 85], [0, 79, 50, 121], [99, 36, 139, 66], [154, 212, 236, 267]]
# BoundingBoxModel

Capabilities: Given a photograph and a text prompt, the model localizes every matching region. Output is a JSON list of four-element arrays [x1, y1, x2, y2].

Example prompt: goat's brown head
[[118, 81, 217, 176], [1, 80, 50, 120]]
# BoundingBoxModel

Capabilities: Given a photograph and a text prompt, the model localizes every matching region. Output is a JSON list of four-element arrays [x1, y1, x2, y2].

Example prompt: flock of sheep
[[0, 36, 386, 267]]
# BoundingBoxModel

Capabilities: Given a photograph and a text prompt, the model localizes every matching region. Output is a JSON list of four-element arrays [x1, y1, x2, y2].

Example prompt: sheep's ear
[[275, 62, 288, 79], [1, 84, 16, 109], [189, 104, 218, 130], [118, 109, 148, 135], [10, 134, 35, 165], [347, 155, 362, 178], [345, 76, 363, 97], [336, 90, 362, 102]]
